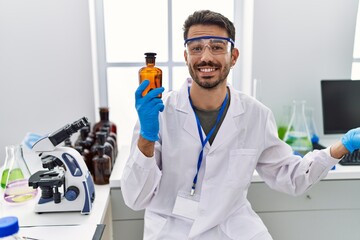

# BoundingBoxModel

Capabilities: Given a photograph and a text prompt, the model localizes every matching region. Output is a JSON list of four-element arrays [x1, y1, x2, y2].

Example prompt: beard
[[188, 60, 231, 89]]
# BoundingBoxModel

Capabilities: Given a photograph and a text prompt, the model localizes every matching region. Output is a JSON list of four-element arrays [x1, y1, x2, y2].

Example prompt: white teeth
[[199, 68, 215, 72]]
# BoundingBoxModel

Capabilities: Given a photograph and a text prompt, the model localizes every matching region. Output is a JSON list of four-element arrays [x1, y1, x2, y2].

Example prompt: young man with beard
[[121, 10, 360, 240]]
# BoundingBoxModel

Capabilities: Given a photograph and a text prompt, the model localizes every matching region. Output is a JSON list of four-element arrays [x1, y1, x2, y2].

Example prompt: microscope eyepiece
[[48, 117, 89, 147]]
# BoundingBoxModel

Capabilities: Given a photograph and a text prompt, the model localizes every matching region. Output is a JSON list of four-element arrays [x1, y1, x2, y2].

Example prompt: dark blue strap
[[188, 87, 228, 195]]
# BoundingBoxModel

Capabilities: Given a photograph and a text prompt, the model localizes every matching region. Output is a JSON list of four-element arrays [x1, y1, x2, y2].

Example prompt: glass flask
[[277, 105, 292, 140], [283, 100, 313, 156], [305, 107, 319, 145], [1, 145, 38, 204]]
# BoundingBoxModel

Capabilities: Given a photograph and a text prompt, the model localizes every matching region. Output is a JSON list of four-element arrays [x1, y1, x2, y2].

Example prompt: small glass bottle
[[84, 125, 96, 147], [139, 52, 162, 97], [74, 126, 87, 147], [91, 132, 114, 169], [104, 122, 117, 146], [0, 216, 24, 239], [93, 107, 117, 134], [283, 100, 313, 156], [92, 145, 111, 185], [76, 127, 94, 175], [100, 126, 117, 161]]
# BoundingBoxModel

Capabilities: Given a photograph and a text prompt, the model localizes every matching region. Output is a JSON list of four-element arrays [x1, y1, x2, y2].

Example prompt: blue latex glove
[[135, 80, 165, 141], [341, 127, 360, 153]]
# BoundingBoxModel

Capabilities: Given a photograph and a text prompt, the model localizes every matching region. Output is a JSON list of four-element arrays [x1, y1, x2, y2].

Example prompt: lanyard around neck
[[188, 87, 228, 195]]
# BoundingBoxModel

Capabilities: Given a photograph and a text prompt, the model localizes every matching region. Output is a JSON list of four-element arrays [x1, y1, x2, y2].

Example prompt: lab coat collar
[[175, 81, 199, 142], [175, 81, 246, 153], [209, 84, 245, 154]]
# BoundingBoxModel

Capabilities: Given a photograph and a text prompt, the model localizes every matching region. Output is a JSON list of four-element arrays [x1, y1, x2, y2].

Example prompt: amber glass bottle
[[93, 107, 117, 134], [91, 132, 114, 170], [100, 126, 118, 164], [139, 52, 162, 97], [78, 127, 94, 175], [92, 145, 111, 185]]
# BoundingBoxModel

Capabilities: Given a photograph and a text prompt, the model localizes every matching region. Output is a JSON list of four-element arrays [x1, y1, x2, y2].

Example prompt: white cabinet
[[247, 180, 360, 240], [111, 188, 145, 240], [111, 179, 360, 240]]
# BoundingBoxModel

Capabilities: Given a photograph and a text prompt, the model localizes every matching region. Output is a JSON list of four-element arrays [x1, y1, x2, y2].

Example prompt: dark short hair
[[183, 10, 236, 41]]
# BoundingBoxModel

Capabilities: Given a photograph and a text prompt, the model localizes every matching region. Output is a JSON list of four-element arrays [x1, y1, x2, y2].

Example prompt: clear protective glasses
[[184, 36, 235, 56]]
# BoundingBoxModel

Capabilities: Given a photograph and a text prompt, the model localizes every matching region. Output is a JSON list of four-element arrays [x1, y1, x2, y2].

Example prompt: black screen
[[321, 80, 360, 134]]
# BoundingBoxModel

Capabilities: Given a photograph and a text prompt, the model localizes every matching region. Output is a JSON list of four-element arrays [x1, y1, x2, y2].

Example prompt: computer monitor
[[321, 80, 360, 134]]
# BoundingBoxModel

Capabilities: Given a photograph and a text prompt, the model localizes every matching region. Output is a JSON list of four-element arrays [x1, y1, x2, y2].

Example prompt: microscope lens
[[40, 186, 53, 199]]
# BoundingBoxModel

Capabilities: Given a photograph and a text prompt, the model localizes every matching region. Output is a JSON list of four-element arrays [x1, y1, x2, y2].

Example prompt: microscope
[[28, 117, 95, 214]]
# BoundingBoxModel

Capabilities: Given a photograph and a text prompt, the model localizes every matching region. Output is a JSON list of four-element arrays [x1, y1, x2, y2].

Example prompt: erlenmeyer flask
[[277, 105, 292, 140], [1, 145, 37, 204], [283, 100, 313, 156], [1, 145, 22, 189], [305, 107, 319, 145]]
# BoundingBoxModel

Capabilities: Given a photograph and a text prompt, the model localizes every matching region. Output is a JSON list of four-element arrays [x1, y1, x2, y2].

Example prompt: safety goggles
[[184, 36, 235, 56]]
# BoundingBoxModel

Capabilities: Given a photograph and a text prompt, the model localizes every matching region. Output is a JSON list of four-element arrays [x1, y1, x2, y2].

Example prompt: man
[[121, 10, 360, 239]]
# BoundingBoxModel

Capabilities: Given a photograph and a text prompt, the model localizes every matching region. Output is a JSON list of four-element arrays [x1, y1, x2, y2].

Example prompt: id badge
[[172, 190, 200, 220]]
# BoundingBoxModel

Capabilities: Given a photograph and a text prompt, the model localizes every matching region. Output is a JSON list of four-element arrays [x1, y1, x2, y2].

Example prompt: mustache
[[196, 61, 221, 68]]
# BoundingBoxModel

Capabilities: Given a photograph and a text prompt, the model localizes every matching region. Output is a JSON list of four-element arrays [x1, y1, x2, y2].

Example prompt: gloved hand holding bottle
[[135, 80, 165, 142], [341, 127, 360, 153]]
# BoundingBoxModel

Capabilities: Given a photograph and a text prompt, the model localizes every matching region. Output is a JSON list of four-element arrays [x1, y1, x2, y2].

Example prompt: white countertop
[[110, 145, 360, 188], [2, 184, 110, 226], [1, 184, 110, 239], [109, 146, 130, 188], [18, 225, 97, 240]]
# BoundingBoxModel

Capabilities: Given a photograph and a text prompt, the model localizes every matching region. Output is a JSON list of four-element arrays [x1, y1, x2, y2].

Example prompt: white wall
[[0, 0, 96, 164], [252, 0, 359, 141], [0, 0, 358, 165]]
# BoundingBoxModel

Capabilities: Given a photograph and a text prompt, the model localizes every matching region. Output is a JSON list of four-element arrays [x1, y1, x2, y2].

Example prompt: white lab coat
[[121, 81, 340, 240]]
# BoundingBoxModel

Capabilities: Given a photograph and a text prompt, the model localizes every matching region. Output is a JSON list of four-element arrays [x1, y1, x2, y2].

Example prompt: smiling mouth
[[198, 67, 217, 73]]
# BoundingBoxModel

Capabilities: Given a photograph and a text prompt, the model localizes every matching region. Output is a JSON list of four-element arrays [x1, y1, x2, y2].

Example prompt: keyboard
[[339, 150, 360, 165]]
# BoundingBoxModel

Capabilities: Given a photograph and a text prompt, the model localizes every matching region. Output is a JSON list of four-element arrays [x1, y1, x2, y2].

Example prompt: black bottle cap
[[145, 52, 156, 57], [80, 127, 88, 140], [96, 132, 106, 145], [145, 52, 156, 64]]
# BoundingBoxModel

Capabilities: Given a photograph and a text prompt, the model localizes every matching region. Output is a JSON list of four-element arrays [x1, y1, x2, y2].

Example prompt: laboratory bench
[[109, 145, 360, 240], [1, 184, 113, 240]]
